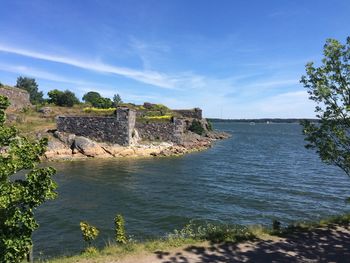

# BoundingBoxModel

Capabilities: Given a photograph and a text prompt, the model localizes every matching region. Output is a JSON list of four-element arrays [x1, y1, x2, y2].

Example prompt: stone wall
[[57, 108, 136, 146], [135, 118, 184, 144], [0, 86, 31, 110], [173, 108, 202, 119], [56, 107, 194, 146]]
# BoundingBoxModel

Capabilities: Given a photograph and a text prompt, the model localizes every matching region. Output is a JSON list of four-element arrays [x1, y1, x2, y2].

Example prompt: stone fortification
[[57, 107, 204, 146], [0, 86, 31, 110], [173, 108, 202, 119], [135, 118, 184, 144], [57, 108, 135, 146]]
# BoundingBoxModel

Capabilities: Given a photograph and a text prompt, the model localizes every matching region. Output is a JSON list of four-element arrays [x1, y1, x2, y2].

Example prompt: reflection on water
[[34, 123, 350, 258]]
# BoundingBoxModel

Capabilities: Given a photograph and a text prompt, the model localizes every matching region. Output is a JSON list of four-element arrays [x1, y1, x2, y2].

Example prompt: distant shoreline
[[208, 118, 318, 124]]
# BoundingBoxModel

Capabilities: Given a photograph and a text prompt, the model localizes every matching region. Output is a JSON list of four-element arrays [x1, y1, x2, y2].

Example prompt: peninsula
[[0, 84, 229, 161]]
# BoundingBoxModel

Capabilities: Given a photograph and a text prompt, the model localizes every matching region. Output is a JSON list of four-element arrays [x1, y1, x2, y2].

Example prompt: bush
[[189, 119, 205, 135], [169, 222, 256, 243], [80, 221, 99, 250], [83, 107, 115, 115], [94, 97, 113, 109], [143, 115, 172, 121], [48, 89, 80, 107], [114, 214, 127, 244], [206, 120, 213, 131]]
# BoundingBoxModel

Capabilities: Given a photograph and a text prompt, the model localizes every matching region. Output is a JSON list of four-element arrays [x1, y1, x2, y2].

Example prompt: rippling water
[[33, 122, 350, 258]]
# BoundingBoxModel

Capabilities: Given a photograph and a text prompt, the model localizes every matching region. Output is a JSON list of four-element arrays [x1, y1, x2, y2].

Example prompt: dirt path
[[109, 224, 350, 263]]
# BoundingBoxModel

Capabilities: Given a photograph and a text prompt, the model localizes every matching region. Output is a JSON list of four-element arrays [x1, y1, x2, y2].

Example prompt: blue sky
[[0, 0, 349, 118]]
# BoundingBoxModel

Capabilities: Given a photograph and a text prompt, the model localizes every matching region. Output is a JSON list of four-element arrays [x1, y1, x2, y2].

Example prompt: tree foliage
[[82, 91, 113, 109], [15, 76, 44, 105], [112, 94, 123, 107], [0, 95, 57, 262], [301, 37, 350, 175], [48, 89, 80, 107], [82, 91, 101, 105]]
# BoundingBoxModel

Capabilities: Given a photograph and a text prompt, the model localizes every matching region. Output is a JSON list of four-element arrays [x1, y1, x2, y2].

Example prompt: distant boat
[[266, 121, 270, 124], [249, 122, 255, 125]]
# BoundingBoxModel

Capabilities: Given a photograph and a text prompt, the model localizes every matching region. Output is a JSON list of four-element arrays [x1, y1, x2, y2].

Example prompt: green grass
[[271, 213, 350, 236], [44, 213, 350, 263]]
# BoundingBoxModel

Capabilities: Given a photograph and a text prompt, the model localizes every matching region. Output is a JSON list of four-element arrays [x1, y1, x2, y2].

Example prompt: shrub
[[48, 89, 80, 107], [114, 214, 127, 244], [169, 222, 256, 243], [143, 115, 172, 121], [83, 107, 115, 115], [206, 120, 213, 131], [79, 221, 99, 250], [189, 119, 205, 135]]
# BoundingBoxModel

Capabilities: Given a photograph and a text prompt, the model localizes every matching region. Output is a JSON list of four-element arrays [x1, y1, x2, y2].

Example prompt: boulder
[[54, 131, 76, 146], [73, 136, 107, 157], [118, 148, 135, 157], [45, 139, 72, 159], [38, 107, 53, 116]]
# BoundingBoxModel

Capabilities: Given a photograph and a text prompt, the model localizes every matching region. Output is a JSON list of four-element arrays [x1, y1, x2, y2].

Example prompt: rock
[[100, 144, 125, 156], [73, 136, 108, 157], [118, 148, 135, 157], [130, 129, 141, 145], [143, 102, 156, 109], [133, 147, 158, 156], [38, 107, 53, 116], [6, 113, 18, 123], [45, 139, 72, 159], [54, 131, 76, 146]]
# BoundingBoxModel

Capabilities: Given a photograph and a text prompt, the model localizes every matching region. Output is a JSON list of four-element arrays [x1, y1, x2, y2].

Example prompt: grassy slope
[[6, 105, 96, 138]]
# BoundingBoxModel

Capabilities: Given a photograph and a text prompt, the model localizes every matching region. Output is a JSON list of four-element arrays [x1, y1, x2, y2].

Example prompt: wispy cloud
[[0, 44, 178, 89], [0, 63, 95, 86]]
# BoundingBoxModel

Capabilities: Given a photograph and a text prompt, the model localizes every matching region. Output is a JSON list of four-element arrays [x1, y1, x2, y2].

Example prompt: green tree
[[82, 91, 102, 105], [82, 91, 113, 108], [94, 97, 113, 109], [48, 89, 80, 107], [112, 94, 123, 107], [301, 37, 350, 176], [15, 76, 44, 104], [0, 95, 57, 262]]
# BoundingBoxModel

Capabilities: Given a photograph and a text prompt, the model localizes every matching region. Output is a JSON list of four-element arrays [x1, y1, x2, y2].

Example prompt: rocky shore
[[44, 130, 230, 161]]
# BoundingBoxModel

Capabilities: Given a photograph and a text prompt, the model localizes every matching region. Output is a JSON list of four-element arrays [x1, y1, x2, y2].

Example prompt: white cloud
[[0, 63, 94, 86], [0, 44, 178, 89]]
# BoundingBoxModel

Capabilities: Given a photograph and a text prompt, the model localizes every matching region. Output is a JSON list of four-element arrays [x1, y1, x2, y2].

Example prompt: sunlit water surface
[[33, 123, 350, 258]]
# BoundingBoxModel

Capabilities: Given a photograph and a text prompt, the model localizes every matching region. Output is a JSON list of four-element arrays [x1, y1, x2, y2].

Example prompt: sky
[[0, 0, 349, 118]]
